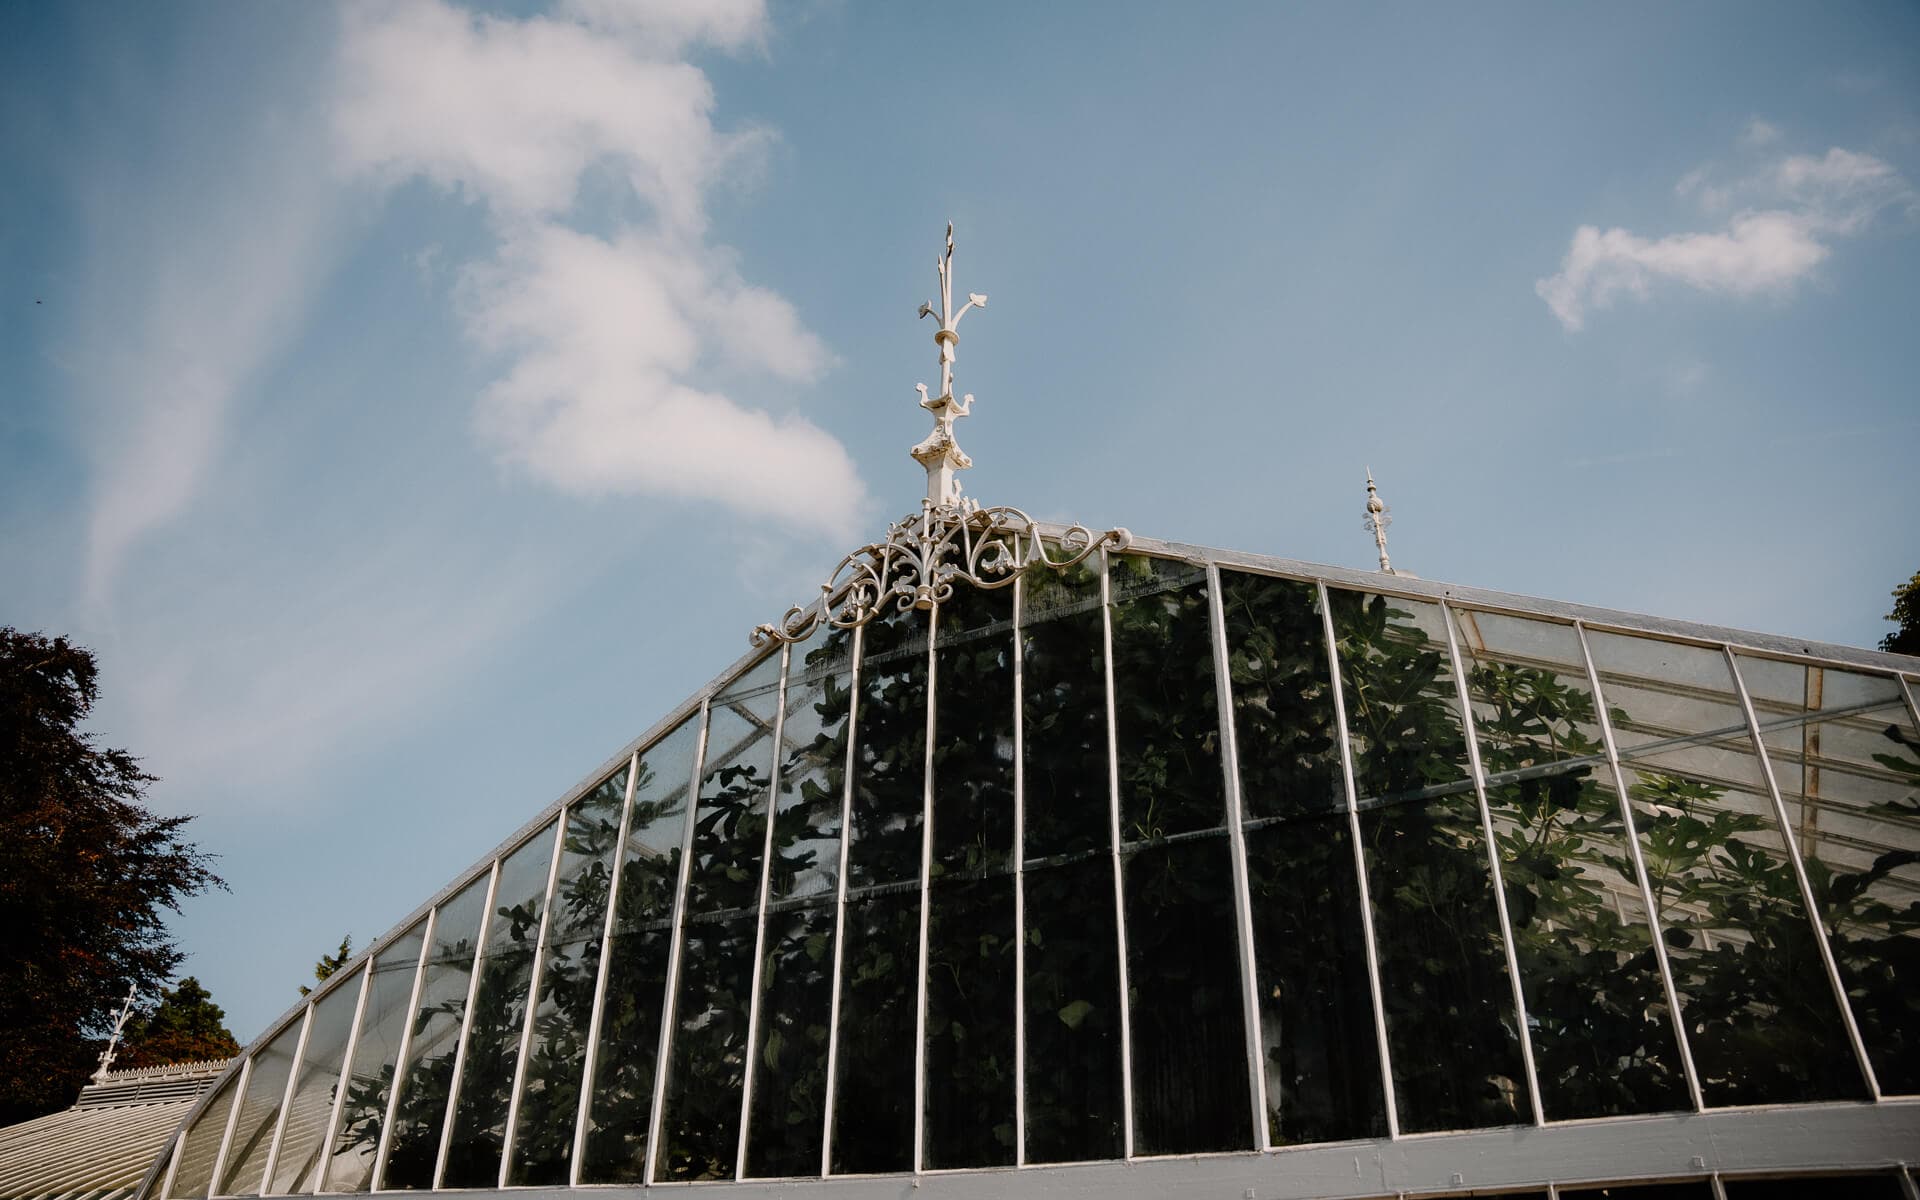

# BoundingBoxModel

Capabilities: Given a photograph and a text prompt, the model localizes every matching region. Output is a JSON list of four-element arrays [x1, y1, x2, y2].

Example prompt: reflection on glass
[[682, 656, 780, 915], [1110, 555, 1224, 839], [1220, 570, 1384, 1144], [829, 891, 919, 1174], [1559, 1184, 1714, 1200], [1123, 837, 1251, 1154], [323, 922, 426, 1192], [924, 585, 1016, 1169], [848, 609, 928, 890], [380, 871, 490, 1189], [654, 912, 756, 1181], [168, 1071, 240, 1198], [1331, 589, 1529, 1133], [507, 769, 629, 1185], [1023, 561, 1110, 861], [441, 823, 557, 1187], [216, 1020, 300, 1194], [580, 716, 699, 1183], [1721, 1174, 1908, 1199], [1588, 631, 1865, 1105], [771, 626, 854, 901], [265, 965, 364, 1193], [1735, 653, 1920, 1095], [1023, 856, 1123, 1162], [1453, 608, 1688, 1120]]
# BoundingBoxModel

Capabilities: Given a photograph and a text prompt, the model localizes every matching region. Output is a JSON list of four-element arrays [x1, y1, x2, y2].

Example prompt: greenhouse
[[133, 231, 1918, 1199]]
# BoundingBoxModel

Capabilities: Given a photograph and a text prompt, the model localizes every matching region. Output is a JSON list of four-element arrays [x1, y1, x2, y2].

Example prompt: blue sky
[[3, 1, 1917, 1043]]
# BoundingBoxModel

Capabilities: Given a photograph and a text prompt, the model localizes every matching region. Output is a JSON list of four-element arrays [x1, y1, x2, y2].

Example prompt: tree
[[0, 627, 223, 1122], [1882, 569, 1920, 657], [301, 934, 354, 996], [119, 976, 240, 1069]]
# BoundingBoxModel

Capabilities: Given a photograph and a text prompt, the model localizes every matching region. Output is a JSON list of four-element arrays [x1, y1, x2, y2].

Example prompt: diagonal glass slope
[[140, 532, 1920, 1198]]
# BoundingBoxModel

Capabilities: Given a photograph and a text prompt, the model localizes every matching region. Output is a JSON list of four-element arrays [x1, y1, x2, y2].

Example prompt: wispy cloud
[[1538, 132, 1914, 331], [335, 0, 865, 537]]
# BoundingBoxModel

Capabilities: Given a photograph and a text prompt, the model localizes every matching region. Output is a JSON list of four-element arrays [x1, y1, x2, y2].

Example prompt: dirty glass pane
[[216, 1018, 301, 1194], [507, 768, 629, 1185], [441, 822, 557, 1187], [1023, 560, 1111, 860], [1453, 608, 1688, 1120], [1331, 588, 1529, 1133], [653, 911, 756, 1181], [322, 921, 426, 1192], [829, 889, 919, 1174], [1735, 653, 1920, 1095], [168, 1070, 240, 1198], [579, 714, 700, 1183], [742, 899, 835, 1178], [1588, 630, 1865, 1105], [1123, 834, 1251, 1154], [1219, 571, 1343, 824], [1110, 555, 1225, 838], [266, 964, 365, 1193], [1023, 854, 1124, 1163], [770, 625, 854, 902], [380, 870, 490, 1189], [847, 608, 929, 891], [923, 584, 1016, 1169]]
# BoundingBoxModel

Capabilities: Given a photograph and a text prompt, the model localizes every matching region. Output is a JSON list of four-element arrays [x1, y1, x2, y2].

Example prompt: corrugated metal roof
[[0, 1062, 230, 1200]]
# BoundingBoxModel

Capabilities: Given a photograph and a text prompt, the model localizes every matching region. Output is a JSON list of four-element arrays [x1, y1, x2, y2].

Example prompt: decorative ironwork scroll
[[750, 500, 1131, 647]]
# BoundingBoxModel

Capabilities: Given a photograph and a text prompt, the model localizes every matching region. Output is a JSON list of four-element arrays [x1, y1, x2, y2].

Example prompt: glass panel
[[1722, 1174, 1908, 1199], [265, 965, 364, 1193], [828, 890, 919, 1174], [579, 715, 700, 1183], [168, 1071, 240, 1198], [216, 1020, 301, 1195], [923, 584, 1016, 1170], [1221, 570, 1385, 1144], [1331, 588, 1529, 1133], [1021, 560, 1124, 1163], [1559, 1184, 1714, 1200], [1110, 555, 1225, 838], [1735, 654, 1920, 1095], [380, 871, 491, 1189], [441, 823, 558, 1186], [507, 768, 628, 1186], [653, 664, 779, 1183], [1453, 608, 1689, 1120], [1123, 835, 1251, 1154], [323, 921, 426, 1192], [1588, 631, 1865, 1105], [847, 608, 928, 890], [771, 625, 855, 902]]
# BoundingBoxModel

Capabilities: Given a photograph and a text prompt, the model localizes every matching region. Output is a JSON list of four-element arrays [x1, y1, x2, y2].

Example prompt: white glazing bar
[[1098, 549, 1137, 1159], [819, 622, 864, 1177], [912, 605, 940, 1171], [157, 1125, 184, 1200], [734, 645, 792, 1177], [1709, 1171, 1730, 1200], [432, 858, 501, 1189], [205, 1054, 251, 1198], [1905, 675, 1920, 735], [569, 751, 640, 1187], [645, 698, 714, 1186], [499, 814, 572, 1184], [1010, 576, 1028, 1167], [1899, 1163, 1920, 1200], [371, 905, 436, 1192], [1574, 621, 1705, 1113], [1725, 646, 1882, 1100], [1205, 564, 1272, 1150], [1439, 601, 1546, 1128], [316, 960, 374, 1193], [1317, 580, 1401, 1139], [256, 1003, 315, 1193]]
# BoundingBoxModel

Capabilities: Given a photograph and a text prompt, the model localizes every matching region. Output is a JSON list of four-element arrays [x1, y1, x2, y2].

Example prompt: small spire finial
[[91, 984, 140, 1083], [911, 222, 987, 507], [1363, 469, 1394, 574]]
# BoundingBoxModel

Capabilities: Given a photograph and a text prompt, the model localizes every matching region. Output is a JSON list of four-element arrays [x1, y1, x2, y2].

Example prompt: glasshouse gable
[[137, 233, 1919, 1200]]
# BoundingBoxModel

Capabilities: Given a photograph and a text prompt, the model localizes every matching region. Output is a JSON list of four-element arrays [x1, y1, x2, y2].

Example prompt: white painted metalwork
[[1010, 575, 1029, 1167], [1317, 579, 1401, 1139], [254, 1001, 312, 1192], [203, 1053, 249, 1198], [316, 960, 373, 1193], [735, 646, 792, 1177], [92, 985, 141, 1084], [370, 905, 436, 1192], [912, 222, 986, 509], [1204, 563, 1272, 1150], [912, 607, 939, 1172], [1574, 619, 1706, 1114], [1098, 550, 1137, 1159], [819, 624, 865, 1176], [499, 815, 572, 1184], [1726, 647, 1883, 1100], [569, 751, 640, 1186], [1363, 470, 1393, 575], [1439, 599, 1546, 1127], [433, 858, 502, 1189], [644, 698, 714, 1186]]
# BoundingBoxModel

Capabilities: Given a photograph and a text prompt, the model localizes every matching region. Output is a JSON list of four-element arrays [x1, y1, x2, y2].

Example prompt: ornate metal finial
[[1364, 468, 1394, 574], [749, 225, 1132, 647], [92, 984, 140, 1083], [911, 221, 987, 507]]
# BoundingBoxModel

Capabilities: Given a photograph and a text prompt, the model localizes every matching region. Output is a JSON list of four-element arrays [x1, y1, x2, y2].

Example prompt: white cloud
[[1539, 139, 1913, 331], [1740, 118, 1781, 148], [335, 0, 863, 533]]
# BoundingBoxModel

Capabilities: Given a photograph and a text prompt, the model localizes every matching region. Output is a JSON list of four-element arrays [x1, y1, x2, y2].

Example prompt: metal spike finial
[[911, 221, 987, 506], [92, 984, 140, 1083], [1364, 468, 1394, 574]]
